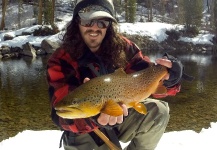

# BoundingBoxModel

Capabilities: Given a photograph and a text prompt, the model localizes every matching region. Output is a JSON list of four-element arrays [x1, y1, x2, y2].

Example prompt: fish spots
[[55, 63, 168, 119]]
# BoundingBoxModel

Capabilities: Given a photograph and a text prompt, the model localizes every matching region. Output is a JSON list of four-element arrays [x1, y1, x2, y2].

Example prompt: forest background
[[0, 0, 217, 38]]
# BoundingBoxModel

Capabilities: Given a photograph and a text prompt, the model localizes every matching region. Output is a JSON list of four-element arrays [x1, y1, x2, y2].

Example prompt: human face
[[78, 18, 111, 53]]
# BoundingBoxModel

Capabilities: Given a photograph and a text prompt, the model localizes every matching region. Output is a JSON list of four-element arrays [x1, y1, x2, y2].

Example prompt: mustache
[[85, 29, 102, 35]]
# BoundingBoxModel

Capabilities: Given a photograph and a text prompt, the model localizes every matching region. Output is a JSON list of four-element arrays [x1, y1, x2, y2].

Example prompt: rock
[[41, 39, 60, 54], [20, 42, 36, 57], [10, 47, 22, 53], [3, 34, 14, 41], [1, 46, 11, 55], [36, 49, 47, 55], [2, 52, 19, 59]]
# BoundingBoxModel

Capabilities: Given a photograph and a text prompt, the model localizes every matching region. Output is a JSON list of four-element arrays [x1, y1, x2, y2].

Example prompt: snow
[[0, 122, 217, 150], [119, 22, 183, 42], [0, 22, 214, 49], [1, 2, 216, 150]]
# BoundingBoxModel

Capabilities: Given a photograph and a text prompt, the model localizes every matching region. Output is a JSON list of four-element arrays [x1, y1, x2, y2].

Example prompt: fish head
[[54, 95, 101, 119], [54, 95, 86, 119]]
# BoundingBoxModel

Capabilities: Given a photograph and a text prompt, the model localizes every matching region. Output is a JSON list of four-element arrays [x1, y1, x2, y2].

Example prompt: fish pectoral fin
[[133, 103, 147, 115], [101, 100, 123, 116]]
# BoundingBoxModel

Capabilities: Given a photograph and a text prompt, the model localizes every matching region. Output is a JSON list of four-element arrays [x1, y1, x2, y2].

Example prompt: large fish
[[55, 63, 168, 119]]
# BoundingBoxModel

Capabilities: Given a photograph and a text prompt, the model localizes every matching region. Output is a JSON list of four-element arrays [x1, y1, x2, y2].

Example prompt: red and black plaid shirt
[[46, 36, 180, 133]]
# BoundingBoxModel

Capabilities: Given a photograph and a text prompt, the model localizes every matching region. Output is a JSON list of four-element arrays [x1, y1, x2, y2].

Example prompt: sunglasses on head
[[79, 18, 111, 29]]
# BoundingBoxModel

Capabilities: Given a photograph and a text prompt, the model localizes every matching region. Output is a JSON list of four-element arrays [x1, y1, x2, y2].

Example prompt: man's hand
[[155, 58, 172, 80], [144, 56, 172, 81], [83, 77, 128, 126], [97, 103, 128, 126]]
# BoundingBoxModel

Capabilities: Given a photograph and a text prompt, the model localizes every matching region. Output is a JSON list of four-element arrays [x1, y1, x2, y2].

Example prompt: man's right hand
[[97, 103, 128, 126]]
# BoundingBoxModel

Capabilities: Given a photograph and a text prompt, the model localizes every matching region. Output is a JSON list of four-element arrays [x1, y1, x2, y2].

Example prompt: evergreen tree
[[124, 0, 136, 22], [128, 0, 136, 23], [178, 0, 203, 28], [44, 0, 53, 25], [124, 0, 129, 22]]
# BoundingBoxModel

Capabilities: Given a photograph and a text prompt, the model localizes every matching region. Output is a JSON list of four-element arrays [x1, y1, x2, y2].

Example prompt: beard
[[83, 29, 104, 51]]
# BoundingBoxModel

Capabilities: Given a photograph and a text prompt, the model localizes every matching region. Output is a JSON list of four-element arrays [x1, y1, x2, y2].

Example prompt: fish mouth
[[54, 106, 83, 119], [55, 106, 81, 112]]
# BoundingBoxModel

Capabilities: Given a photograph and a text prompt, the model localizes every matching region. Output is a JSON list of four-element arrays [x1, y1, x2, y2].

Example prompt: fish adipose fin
[[101, 100, 123, 116]]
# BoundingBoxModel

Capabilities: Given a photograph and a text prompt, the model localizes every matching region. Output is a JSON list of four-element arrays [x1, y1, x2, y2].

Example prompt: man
[[47, 0, 183, 149]]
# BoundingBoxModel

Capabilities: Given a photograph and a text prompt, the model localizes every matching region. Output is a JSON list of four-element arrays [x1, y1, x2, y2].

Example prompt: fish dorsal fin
[[101, 100, 123, 116], [113, 68, 126, 76], [154, 81, 167, 94]]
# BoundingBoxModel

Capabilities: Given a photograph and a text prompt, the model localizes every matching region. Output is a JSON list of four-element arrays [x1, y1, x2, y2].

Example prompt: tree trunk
[[0, 0, 8, 30], [148, 0, 153, 22], [38, 0, 43, 25], [18, 0, 23, 29], [125, 0, 128, 22], [51, 0, 55, 25]]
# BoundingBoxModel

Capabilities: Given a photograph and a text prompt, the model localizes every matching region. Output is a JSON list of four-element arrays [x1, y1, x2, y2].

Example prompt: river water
[[0, 53, 217, 142]]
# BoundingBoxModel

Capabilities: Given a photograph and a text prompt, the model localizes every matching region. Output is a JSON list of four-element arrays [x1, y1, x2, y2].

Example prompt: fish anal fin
[[133, 103, 147, 115], [101, 100, 123, 116]]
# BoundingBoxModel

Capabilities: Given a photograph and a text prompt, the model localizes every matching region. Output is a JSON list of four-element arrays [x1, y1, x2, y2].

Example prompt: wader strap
[[59, 130, 66, 148], [87, 63, 100, 77], [104, 128, 122, 149], [59, 131, 76, 148]]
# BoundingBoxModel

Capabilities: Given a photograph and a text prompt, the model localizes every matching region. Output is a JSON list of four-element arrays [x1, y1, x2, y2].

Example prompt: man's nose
[[91, 21, 99, 29]]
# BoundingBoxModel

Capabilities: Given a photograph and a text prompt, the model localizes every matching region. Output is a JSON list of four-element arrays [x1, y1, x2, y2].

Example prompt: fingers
[[162, 73, 170, 80], [120, 103, 128, 117], [143, 56, 151, 62], [97, 113, 110, 126], [83, 77, 90, 83], [156, 58, 172, 68], [97, 113, 123, 126], [97, 104, 128, 126], [155, 58, 172, 81]]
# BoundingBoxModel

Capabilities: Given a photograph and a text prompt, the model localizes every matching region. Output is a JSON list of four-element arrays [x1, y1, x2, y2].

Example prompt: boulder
[[20, 42, 36, 57], [1, 46, 11, 55], [41, 39, 60, 54], [3, 34, 14, 41], [36, 49, 47, 55], [2, 52, 19, 59]]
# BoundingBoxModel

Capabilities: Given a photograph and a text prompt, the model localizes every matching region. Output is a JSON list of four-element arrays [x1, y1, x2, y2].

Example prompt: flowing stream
[[1, 53, 217, 142]]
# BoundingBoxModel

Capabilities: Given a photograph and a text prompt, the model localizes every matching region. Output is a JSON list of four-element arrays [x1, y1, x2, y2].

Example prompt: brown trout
[[55, 63, 168, 119]]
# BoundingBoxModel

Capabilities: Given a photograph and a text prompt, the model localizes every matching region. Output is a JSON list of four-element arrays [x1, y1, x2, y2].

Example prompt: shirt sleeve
[[46, 49, 100, 133], [46, 48, 80, 106]]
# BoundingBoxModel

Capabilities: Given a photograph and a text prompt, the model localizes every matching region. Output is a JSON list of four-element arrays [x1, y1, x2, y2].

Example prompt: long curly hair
[[60, 15, 127, 68]]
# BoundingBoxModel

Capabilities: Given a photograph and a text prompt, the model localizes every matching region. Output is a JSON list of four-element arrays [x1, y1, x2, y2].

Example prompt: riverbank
[[0, 22, 216, 60]]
